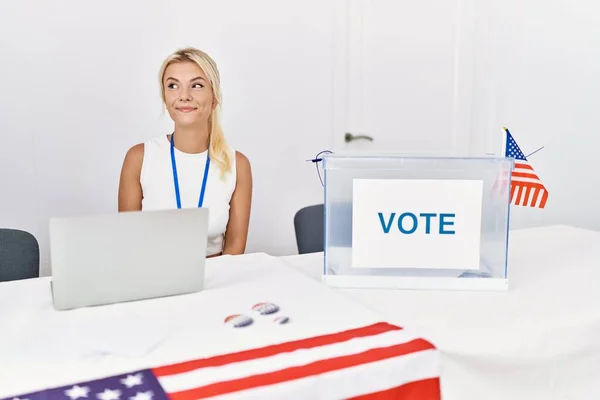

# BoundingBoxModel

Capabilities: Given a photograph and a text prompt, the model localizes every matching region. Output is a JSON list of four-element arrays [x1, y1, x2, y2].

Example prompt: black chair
[[293, 204, 324, 254], [0, 228, 40, 282]]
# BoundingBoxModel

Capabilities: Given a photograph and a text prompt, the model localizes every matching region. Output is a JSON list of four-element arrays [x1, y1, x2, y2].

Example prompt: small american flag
[[2, 323, 440, 400], [503, 127, 548, 208]]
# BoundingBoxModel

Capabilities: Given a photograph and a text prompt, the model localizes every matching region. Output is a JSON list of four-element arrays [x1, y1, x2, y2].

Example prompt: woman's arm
[[118, 144, 144, 212], [222, 151, 253, 255]]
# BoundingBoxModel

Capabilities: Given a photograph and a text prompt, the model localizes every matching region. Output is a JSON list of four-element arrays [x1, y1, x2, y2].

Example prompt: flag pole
[[501, 127, 508, 157]]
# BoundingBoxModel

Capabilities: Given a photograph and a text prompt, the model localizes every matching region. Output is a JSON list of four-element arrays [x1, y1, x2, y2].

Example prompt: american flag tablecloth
[[3, 322, 440, 400]]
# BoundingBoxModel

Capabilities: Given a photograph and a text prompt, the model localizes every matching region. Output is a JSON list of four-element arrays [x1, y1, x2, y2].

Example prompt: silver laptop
[[48, 208, 209, 310]]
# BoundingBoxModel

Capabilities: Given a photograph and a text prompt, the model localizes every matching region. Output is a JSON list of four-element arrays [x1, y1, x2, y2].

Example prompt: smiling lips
[[177, 107, 197, 113]]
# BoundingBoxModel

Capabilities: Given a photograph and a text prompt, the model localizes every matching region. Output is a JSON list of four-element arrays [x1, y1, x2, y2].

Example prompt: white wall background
[[1, 0, 599, 276], [0, 0, 334, 275], [470, 0, 600, 231]]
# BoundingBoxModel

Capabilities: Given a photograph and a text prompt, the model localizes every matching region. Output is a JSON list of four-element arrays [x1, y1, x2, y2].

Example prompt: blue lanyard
[[170, 134, 210, 209]]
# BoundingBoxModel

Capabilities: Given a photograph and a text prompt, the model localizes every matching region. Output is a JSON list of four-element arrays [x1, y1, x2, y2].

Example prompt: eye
[[192, 83, 204, 89], [167, 83, 178, 89]]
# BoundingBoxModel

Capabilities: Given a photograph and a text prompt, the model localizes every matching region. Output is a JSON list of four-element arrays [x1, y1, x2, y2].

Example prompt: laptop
[[48, 208, 209, 310]]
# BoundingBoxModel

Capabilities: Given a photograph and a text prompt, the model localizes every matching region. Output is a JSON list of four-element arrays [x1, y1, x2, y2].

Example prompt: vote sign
[[351, 179, 483, 270]]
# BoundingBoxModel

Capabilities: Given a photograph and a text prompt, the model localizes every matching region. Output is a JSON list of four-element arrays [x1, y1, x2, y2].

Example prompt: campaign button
[[224, 314, 253, 328], [273, 316, 289, 324], [252, 302, 280, 315]]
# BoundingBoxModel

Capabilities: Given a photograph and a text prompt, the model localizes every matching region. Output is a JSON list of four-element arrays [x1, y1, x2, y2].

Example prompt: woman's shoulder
[[234, 150, 250, 172], [122, 143, 144, 168], [216, 146, 250, 184], [122, 136, 168, 173], [119, 143, 145, 184], [124, 136, 166, 157], [216, 144, 244, 169], [232, 150, 252, 186], [143, 135, 169, 150], [222, 145, 250, 173]]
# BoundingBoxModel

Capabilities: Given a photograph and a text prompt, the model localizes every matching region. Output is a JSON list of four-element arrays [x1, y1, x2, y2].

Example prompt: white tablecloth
[[0, 253, 440, 400], [280, 225, 600, 400]]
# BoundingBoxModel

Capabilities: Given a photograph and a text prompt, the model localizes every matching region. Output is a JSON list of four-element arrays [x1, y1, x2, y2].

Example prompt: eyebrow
[[165, 76, 206, 82]]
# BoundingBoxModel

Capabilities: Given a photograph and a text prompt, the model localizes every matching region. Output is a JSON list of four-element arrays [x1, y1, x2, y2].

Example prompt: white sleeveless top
[[140, 136, 237, 256]]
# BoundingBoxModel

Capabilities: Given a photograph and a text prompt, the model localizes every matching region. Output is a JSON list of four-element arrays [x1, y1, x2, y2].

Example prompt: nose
[[179, 87, 192, 102]]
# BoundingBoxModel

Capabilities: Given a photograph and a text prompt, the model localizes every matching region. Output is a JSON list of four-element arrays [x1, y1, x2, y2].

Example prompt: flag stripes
[[153, 322, 439, 399]]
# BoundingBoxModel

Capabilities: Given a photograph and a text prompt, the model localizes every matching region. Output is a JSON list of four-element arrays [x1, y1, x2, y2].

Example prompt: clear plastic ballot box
[[322, 154, 514, 291]]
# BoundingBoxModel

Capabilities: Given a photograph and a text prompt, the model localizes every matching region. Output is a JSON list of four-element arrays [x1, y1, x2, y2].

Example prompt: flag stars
[[507, 137, 526, 160], [120, 374, 143, 389], [96, 389, 121, 400], [129, 391, 154, 400], [64, 385, 90, 400]]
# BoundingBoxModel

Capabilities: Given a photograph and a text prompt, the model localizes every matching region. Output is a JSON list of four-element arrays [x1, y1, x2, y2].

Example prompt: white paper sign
[[351, 179, 483, 270]]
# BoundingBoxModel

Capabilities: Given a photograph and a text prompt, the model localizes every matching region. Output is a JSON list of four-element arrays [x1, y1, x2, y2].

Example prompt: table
[[280, 225, 600, 400], [0, 253, 440, 400]]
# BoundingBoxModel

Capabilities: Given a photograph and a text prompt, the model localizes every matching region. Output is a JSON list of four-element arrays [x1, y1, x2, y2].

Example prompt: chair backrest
[[293, 204, 324, 254], [0, 228, 40, 282]]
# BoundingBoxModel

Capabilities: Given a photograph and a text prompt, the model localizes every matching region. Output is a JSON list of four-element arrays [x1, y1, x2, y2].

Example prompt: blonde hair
[[159, 47, 232, 178]]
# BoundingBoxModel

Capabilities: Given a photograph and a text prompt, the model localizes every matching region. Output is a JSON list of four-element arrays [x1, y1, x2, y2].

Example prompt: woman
[[118, 47, 252, 257]]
